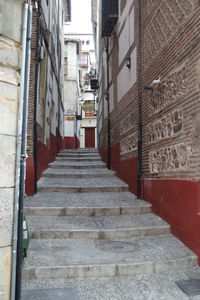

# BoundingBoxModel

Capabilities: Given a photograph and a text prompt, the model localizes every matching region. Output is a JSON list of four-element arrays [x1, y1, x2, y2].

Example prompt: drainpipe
[[106, 37, 111, 169], [33, 0, 40, 193], [11, 2, 32, 300], [137, 0, 142, 199]]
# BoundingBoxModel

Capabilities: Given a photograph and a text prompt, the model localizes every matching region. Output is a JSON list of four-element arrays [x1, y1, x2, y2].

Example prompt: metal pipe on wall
[[11, 4, 28, 299], [33, 0, 40, 194], [137, 0, 142, 199], [106, 37, 111, 169], [15, 2, 32, 299]]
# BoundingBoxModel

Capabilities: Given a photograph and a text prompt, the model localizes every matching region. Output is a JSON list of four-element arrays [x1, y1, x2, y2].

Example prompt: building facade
[[63, 37, 81, 148], [95, 0, 200, 263], [78, 34, 97, 148], [0, 2, 24, 298], [0, 0, 66, 298], [25, 0, 65, 196], [63, 31, 98, 148]]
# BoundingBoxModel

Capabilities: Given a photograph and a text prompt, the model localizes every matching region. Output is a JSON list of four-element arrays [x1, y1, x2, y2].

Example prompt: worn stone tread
[[57, 153, 100, 157], [22, 267, 200, 300], [22, 235, 197, 279], [49, 161, 106, 169], [25, 192, 151, 216], [62, 149, 98, 153], [28, 213, 168, 231], [55, 157, 101, 162], [42, 168, 115, 178], [27, 213, 170, 239], [25, 192, 140, 208], [37, 177, 129, 192], [38, 177, 128, 187]]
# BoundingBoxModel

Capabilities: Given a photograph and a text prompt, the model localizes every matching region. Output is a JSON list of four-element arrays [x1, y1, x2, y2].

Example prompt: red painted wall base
[[25, 129, 64, 196], [64, 135, 80, 149], [99, 143, 200, 263], [99, 142, 138, 195], [143, 177, 200, 264]]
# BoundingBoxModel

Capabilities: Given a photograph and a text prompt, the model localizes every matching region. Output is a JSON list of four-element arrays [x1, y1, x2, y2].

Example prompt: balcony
[[102, 0, 118, 37]]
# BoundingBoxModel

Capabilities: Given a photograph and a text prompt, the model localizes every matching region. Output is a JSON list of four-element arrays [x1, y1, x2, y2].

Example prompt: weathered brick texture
[[27, 9, 37, 156], [98, 0, 200, 179]]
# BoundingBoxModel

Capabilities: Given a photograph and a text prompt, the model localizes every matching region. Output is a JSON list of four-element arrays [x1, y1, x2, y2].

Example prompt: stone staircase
[[22, 149, 199, 299]]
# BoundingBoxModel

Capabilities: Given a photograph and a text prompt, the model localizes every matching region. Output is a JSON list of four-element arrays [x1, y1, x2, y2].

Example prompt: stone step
[[49, 161, 106, 169], [57, 153, 100, 158], [27, 213, 170, 239], [21, 267, 200, 300], [62, 149, 98, 153], [42, 168, 116, 179], [55, 157, 101, 162], [22, 235, 197, 280], [25, 192, 151, 217], [37, 177, 129, 193], [37, 186, 128, 193]]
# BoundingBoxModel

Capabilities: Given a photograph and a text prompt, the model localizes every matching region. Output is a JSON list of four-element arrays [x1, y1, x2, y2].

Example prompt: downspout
[[11, 2, 32, 299], [137, 0, 142, 199], [57, 2, 61, 153], [33, 1, 40, 193], [106, 37, 111, 169], [11, 4, 28, 299]]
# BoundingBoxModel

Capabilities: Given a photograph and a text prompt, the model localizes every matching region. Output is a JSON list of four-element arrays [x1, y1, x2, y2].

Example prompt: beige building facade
[[0, 1, 24, 299], [0, 0, 65, 298]]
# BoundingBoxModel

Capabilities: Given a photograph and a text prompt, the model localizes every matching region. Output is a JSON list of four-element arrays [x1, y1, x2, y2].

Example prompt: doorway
[[85, 127, 95, 148]]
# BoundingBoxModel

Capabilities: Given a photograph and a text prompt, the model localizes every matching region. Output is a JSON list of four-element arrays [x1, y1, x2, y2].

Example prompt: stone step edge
[[55, 158, 101, 160], [42, 173, 116, 178], [37, 186, 129, 193], [22, 256, 197, 280], [29, 226, 170, 239], [24, 205, 151, 216], [61, 151, 99, 154], [56, 154, 102, 159], [48, 165, 106, 169]]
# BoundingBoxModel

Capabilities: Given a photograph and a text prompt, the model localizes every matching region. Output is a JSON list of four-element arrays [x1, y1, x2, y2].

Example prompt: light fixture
[[144, 78, 161, 91], [126, 56, 131, 69]]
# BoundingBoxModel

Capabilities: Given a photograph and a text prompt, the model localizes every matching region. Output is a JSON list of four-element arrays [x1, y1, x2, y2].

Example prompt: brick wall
[[99, 0, 200, 179], [26, 2, 64, 195], [142, 0, 200, 179], [27, 9, 37, 156]]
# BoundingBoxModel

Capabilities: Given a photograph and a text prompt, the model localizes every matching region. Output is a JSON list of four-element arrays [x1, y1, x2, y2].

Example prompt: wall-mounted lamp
[[126, 56, 131, 69], [144, 78, 161, 91]]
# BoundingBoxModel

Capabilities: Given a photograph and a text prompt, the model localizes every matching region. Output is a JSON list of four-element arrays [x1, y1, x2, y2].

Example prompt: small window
[[86, 40, 90, 45], [64, 57, 68, 75]]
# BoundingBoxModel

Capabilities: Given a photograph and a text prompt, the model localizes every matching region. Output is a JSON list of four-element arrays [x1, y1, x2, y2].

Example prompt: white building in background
[[63, 37, 81, 148], [63, 31, 97, 148]]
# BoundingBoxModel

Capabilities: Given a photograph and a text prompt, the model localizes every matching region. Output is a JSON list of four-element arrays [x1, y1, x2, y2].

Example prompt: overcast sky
[[65, 0, 93, 34]]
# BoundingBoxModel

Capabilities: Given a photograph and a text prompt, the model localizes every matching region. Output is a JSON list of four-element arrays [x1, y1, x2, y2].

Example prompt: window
[[64, 57, 68, 75]]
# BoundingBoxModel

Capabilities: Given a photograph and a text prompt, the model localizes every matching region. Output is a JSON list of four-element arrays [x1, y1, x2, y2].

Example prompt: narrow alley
[[1, 0, 200, 299]]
